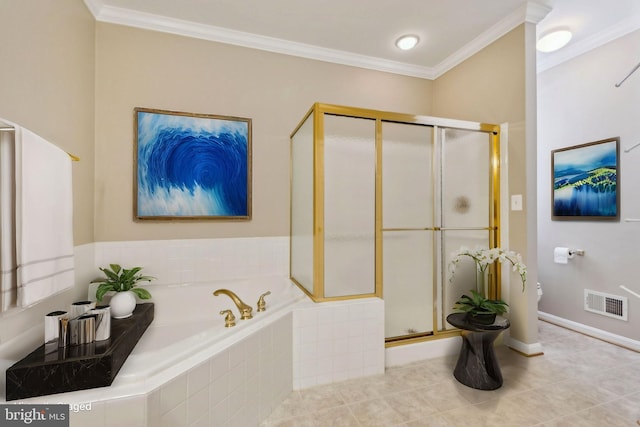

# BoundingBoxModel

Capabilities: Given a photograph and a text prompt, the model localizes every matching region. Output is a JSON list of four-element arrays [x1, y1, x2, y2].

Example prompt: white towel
[[14, 126, 74, 307], [0, 130, 17, 311]]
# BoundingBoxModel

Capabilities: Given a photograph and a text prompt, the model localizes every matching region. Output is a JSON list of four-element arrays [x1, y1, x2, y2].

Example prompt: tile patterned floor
[[261, 321, 640, 426]]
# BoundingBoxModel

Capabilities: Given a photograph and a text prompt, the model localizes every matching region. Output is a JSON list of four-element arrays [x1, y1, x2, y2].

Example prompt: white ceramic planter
[[109, 291, 137, 319]]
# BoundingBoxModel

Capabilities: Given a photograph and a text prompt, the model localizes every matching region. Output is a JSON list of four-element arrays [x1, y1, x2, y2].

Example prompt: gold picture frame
[[134, 107, 252, 220]]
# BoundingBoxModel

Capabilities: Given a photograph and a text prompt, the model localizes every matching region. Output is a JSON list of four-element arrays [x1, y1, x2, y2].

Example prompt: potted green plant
[[449, 246, 527, 325], [453, 290, 509, 325], [91, 264, 154, 319]]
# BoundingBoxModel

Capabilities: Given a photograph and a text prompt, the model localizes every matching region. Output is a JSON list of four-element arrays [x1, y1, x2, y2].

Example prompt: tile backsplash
[[94, 236, 289, 285]]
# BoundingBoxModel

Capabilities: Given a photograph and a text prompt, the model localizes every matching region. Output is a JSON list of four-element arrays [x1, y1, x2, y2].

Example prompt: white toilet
[[537, 282, 543, 302]]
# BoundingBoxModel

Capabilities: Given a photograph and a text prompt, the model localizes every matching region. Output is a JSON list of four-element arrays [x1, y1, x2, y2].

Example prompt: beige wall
[[433, 26, 525, 123], [0, 0, 95, 245], [0, 0, 95, 346], [433, 24, 539, 347], [94, 23, 433, 242]]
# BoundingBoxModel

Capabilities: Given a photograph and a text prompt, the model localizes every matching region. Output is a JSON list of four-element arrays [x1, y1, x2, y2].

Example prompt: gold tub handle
[[219, 309, 236, 327], [257, 291, 271, 312]]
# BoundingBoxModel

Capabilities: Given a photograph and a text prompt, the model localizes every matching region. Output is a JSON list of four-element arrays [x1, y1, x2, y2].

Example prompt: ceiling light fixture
[[536, 29, 572, 53], [395, 35, 419, 51]]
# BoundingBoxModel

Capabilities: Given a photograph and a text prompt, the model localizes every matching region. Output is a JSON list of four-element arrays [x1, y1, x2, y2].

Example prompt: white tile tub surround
[[67, 313, 293, 427], [141, 314, 293, 427], [93, 236, 289, 285], [0, 292, 294, 426], [292, 297, 385, 390]]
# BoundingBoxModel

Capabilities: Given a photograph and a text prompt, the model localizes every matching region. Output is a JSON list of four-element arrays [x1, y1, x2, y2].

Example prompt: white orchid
[[449, 246, 527, 292]]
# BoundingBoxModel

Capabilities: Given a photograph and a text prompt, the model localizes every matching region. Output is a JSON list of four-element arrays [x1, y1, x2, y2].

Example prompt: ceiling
[[84, 0, 640, 79]]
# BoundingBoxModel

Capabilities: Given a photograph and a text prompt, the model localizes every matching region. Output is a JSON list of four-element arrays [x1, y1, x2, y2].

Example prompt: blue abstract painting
[[135, 108, 251, 219], [552, 138, 618, 219]]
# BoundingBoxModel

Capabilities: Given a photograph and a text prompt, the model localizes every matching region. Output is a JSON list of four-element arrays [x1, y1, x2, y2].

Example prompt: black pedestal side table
[[446, 312, 510, 390]]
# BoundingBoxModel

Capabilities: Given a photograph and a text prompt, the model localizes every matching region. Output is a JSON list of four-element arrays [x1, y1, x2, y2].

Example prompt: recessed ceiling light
[[536, 29, 572, 53], [395, 35, 419, 51]]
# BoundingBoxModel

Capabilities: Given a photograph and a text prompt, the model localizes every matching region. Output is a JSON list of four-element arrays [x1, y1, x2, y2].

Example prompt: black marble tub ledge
[[5, 303, 154, 401]]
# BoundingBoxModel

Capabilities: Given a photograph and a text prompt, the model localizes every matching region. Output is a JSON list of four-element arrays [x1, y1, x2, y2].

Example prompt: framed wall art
[[551, 137, 619, 220], [134, 108, 252, 220]]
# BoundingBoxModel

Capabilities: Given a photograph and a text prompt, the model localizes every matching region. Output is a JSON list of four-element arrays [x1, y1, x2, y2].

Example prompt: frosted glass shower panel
[[383, 231, 434, 338], [440, 229, 491, 330], [442, 129, 491, 228], [290, 103, 503, 346], [323, 114, 376, 297], [290, 113, 314, 295], [382, 122, 433, 228]]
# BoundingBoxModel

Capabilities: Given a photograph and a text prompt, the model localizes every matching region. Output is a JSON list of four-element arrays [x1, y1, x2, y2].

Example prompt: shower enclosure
[[290, 103, 501, 344]]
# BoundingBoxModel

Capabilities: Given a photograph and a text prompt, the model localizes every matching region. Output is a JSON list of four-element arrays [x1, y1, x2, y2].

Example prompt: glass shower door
[[382, 124, 495, 340], [323, 114, 376, 298], [382, 122, 434, 339], [438, 128, 494, 331]]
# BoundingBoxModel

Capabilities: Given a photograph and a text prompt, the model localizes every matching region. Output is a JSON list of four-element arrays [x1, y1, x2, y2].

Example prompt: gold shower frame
[[289, 103, 501, 345]]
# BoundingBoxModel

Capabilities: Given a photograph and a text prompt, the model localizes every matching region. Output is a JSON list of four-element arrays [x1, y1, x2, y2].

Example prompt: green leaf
[[462, 290, 485, 308], [100, 267, 119, 282], [96, 283, 115, 302], [453, 304, 474, 313], [483, 300, 509, 314], [127, 267, 143, 276], [131, 287, 152, 300], [453, 290, 509, 315]]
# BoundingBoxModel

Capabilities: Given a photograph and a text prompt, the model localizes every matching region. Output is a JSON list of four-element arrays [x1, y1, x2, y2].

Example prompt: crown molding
[[82, 0, 103, 18], [523, 1, 553, 24], [85, 0, 557, 80], [88, 2, 437, 79], [433, 2, 551, 78], [537, 14, 640, 73]]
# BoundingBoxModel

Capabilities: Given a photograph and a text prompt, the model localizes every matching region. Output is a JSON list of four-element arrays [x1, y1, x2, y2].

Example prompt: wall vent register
[[584, 289, 627, 321]]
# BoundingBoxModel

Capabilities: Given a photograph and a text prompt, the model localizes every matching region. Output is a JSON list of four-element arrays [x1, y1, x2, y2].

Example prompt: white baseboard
[[538, 311, 640, 352], [506, 337, 544, 356]]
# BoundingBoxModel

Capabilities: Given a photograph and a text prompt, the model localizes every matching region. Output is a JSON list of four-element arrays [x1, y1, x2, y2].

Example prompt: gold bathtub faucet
[[213, 289, 253, 320]]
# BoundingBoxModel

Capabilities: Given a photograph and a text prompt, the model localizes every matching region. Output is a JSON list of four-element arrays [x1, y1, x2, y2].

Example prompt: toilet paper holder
[[554, 247, 585, 265]]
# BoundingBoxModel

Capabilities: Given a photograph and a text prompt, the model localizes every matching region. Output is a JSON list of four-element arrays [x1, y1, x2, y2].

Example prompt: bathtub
[[1, 276, 308, 426], [116, 276, 307, 386]]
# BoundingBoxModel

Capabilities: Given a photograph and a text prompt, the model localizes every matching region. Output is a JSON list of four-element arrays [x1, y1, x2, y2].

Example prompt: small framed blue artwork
[[552, 137, 619, 220], [134, 108, 251, 220]]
